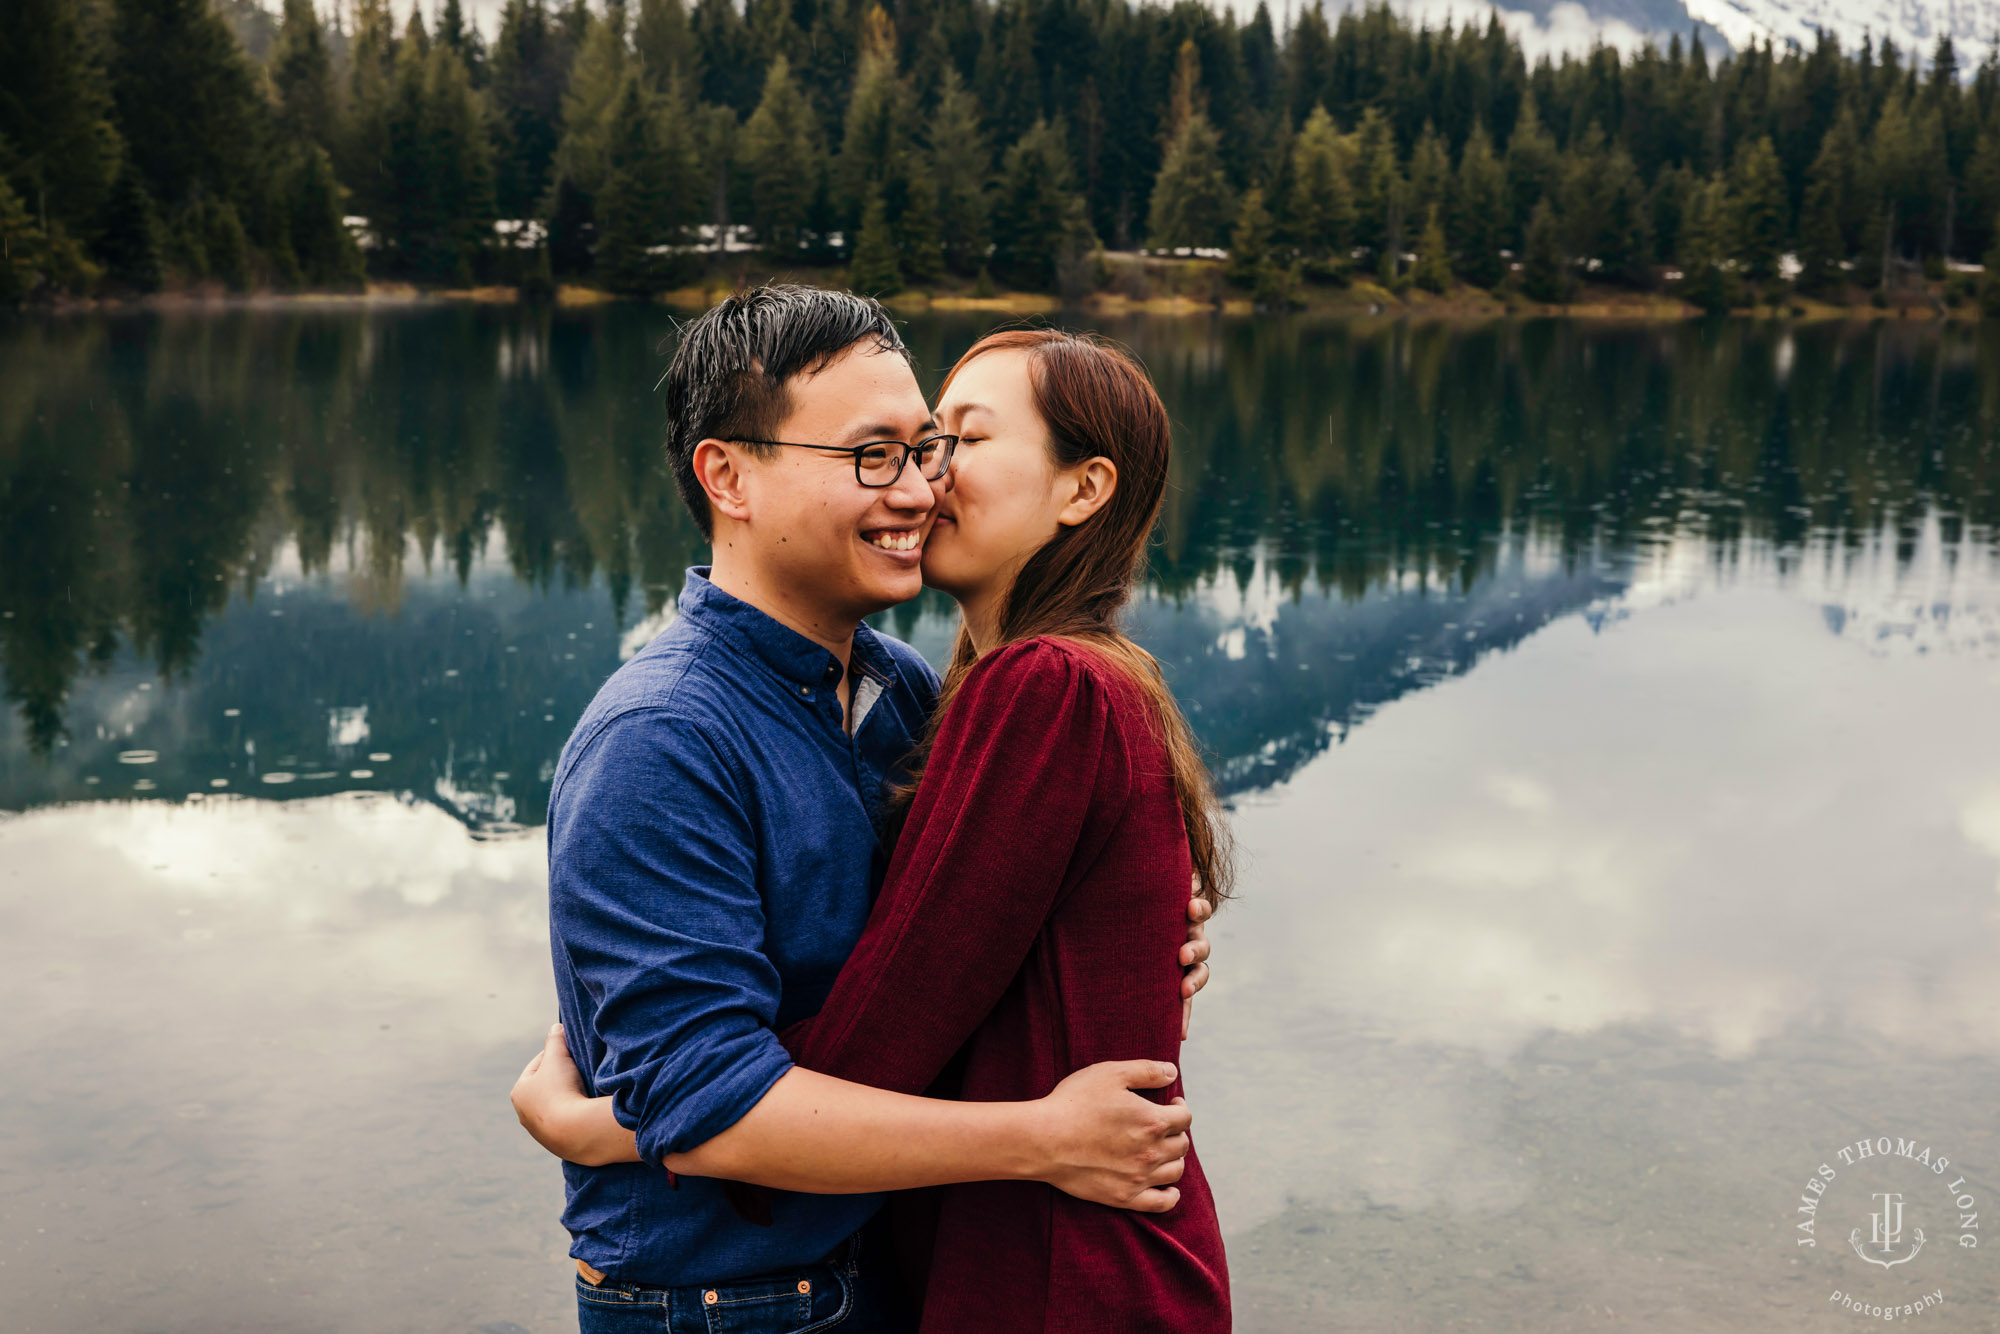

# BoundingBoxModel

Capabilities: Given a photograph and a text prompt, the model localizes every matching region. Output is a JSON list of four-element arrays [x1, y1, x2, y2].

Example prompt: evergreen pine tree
[[689, 101, 736, 254], [546, 172, 595, 277], [1854, 203, 1888, 292], [342, 0, 400, 221], [436, 0, 487, 81], [1149, 112, 1234, 251], [1285, 105, 1353, 264], [1226, 186, 1274, 287], [1351, 106, 1401, 257], [1596, 147, 1653, 287], [1557, 124, 1609, 267], [927, 69, 991, 277], [272, 0, 340, 153], [1795, 174, 1846, 296], [552, 4, 631, 202], [1147, 41, 1235, 251], [425, 41, 498, 284], [835, 7, 911, 226], [1407, 121, 1451, 225], [489, 0, 567, 219], [1680, 172, 1738, 312], [1503, 93, 1560, 248], [382, 26, 440, 276], [1730, 135, 1787, 284], [897, 171, 946, 285], [0, 184, 36, 301], [1521, 196, 1568, 303], [0, 0, 122, 244], [97, 161, 164, 293], [635, 0, 698, 90], [848, 188, 902, 295], [382, 33, 495, 284], [990, 119, 1095, 292], [1959, 127, 2000, 265], [200, 198, 251, 289], [596, 76, 682, 293], [1451, 119, 1506, 288], [109, 0, 264, 244], [286, 145, 363, 289], [1648, 165, 1696, 267], [741, 55, 821, 259], [1413, 205, 1450, 293], [0, 170, 52, 301], [692, 0, 759, 114]]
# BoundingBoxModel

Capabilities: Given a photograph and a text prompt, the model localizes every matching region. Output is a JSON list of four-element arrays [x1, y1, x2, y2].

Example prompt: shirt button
[[704, 1289, 719, 1305]]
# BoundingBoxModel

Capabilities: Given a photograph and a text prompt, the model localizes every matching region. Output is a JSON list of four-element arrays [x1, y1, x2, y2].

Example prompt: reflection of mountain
[[1141, 539, 1629, 796], [4, 310, 1997, 828], [1581, 504, 2000, 666]]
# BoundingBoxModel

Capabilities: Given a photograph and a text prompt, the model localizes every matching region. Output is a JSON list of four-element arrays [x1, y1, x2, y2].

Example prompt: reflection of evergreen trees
[[1, 309, 1997, 803], [0, 306, 711, 757], [1122, 317, 2000, 604]]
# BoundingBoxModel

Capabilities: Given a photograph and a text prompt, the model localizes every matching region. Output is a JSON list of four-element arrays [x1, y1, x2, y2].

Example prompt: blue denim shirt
[[547, 568, 939, 1285]]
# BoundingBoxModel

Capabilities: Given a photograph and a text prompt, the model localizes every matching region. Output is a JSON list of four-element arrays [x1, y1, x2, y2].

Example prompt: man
[[520, 287, 1211, 1331]]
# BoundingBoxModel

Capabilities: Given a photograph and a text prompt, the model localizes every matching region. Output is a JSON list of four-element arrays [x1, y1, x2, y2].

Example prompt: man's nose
[[885, 454, 935, 511]]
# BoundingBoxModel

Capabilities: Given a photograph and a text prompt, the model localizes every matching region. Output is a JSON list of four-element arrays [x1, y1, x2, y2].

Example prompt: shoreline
[[12, 274, 1985, 324]]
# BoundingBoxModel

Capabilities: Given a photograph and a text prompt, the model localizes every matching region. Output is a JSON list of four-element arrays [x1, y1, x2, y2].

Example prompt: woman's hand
[[511, 1022, 642, 1167], [1181, 888, 1213, 1040], [1030, 1060, 1192, 1213]]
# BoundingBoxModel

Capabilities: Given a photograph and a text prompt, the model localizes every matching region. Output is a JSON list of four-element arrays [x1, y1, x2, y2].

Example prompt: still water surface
[[3, 308, 1999, 1331]]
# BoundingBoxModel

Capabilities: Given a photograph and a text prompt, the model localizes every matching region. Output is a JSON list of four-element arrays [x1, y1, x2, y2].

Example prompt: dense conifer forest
[[6, 0, 2000, 311]]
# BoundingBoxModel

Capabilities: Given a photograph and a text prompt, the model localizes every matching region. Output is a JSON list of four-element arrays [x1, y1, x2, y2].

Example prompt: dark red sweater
[[783, 636, 1231, 1333]]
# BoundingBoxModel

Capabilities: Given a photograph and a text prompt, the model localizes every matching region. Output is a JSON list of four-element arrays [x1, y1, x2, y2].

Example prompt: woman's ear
[[694, 439, 753, 526], [1055, 457, 1118, 528]]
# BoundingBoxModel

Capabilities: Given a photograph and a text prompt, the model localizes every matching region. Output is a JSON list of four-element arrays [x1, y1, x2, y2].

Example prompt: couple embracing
[[510, 285, 1232, 1332]]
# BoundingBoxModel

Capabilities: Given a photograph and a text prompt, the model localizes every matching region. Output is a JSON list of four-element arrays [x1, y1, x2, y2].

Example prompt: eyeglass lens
[[855, 437, 953, 486]]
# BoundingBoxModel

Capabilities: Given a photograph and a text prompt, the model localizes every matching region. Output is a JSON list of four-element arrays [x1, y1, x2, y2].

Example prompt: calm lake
[[3, 306, 1999, 1332]]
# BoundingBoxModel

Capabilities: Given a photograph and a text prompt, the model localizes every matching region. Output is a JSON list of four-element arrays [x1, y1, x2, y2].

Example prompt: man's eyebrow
[[842, 418, 938, 442]]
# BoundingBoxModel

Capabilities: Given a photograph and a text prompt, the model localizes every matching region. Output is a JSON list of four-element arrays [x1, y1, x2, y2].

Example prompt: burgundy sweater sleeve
[[785, 638, 1131, 1095]]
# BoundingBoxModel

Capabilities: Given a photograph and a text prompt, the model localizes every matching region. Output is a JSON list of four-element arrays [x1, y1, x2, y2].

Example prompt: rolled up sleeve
[[548, 707, 792, 1165]]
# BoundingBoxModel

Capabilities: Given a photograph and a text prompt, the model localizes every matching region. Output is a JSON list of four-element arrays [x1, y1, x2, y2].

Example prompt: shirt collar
[[678, 567, 897, 691]]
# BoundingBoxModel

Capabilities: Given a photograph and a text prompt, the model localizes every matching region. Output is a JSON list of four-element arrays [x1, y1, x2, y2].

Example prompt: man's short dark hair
[[664, 284, 908, 539]]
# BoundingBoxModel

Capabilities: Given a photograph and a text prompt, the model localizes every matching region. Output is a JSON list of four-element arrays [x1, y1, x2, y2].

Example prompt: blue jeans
[[573, 1227, 909, 1334]]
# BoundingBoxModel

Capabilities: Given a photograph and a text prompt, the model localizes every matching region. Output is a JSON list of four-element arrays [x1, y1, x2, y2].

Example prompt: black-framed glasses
[[731, 433, 959, 488]]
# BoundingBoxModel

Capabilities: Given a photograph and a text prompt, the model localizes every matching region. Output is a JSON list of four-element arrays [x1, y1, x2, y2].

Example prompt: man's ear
[[1055, 457, 1118, 528], [694, 439, 754, 526]]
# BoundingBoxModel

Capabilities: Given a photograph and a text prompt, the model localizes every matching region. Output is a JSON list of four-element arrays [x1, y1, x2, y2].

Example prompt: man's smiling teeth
[[869, 530, 921, 551]]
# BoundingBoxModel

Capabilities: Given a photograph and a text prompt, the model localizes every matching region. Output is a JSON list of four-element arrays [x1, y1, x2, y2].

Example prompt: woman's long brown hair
[[902, 328, 1233, 907]]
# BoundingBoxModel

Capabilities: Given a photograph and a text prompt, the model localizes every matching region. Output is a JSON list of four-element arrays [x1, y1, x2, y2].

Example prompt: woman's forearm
[[662, 1067, 1045, 1192]]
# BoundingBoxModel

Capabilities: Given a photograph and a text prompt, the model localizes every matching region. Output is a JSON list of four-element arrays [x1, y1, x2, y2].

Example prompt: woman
[[520, 329, 1232, 1330]]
